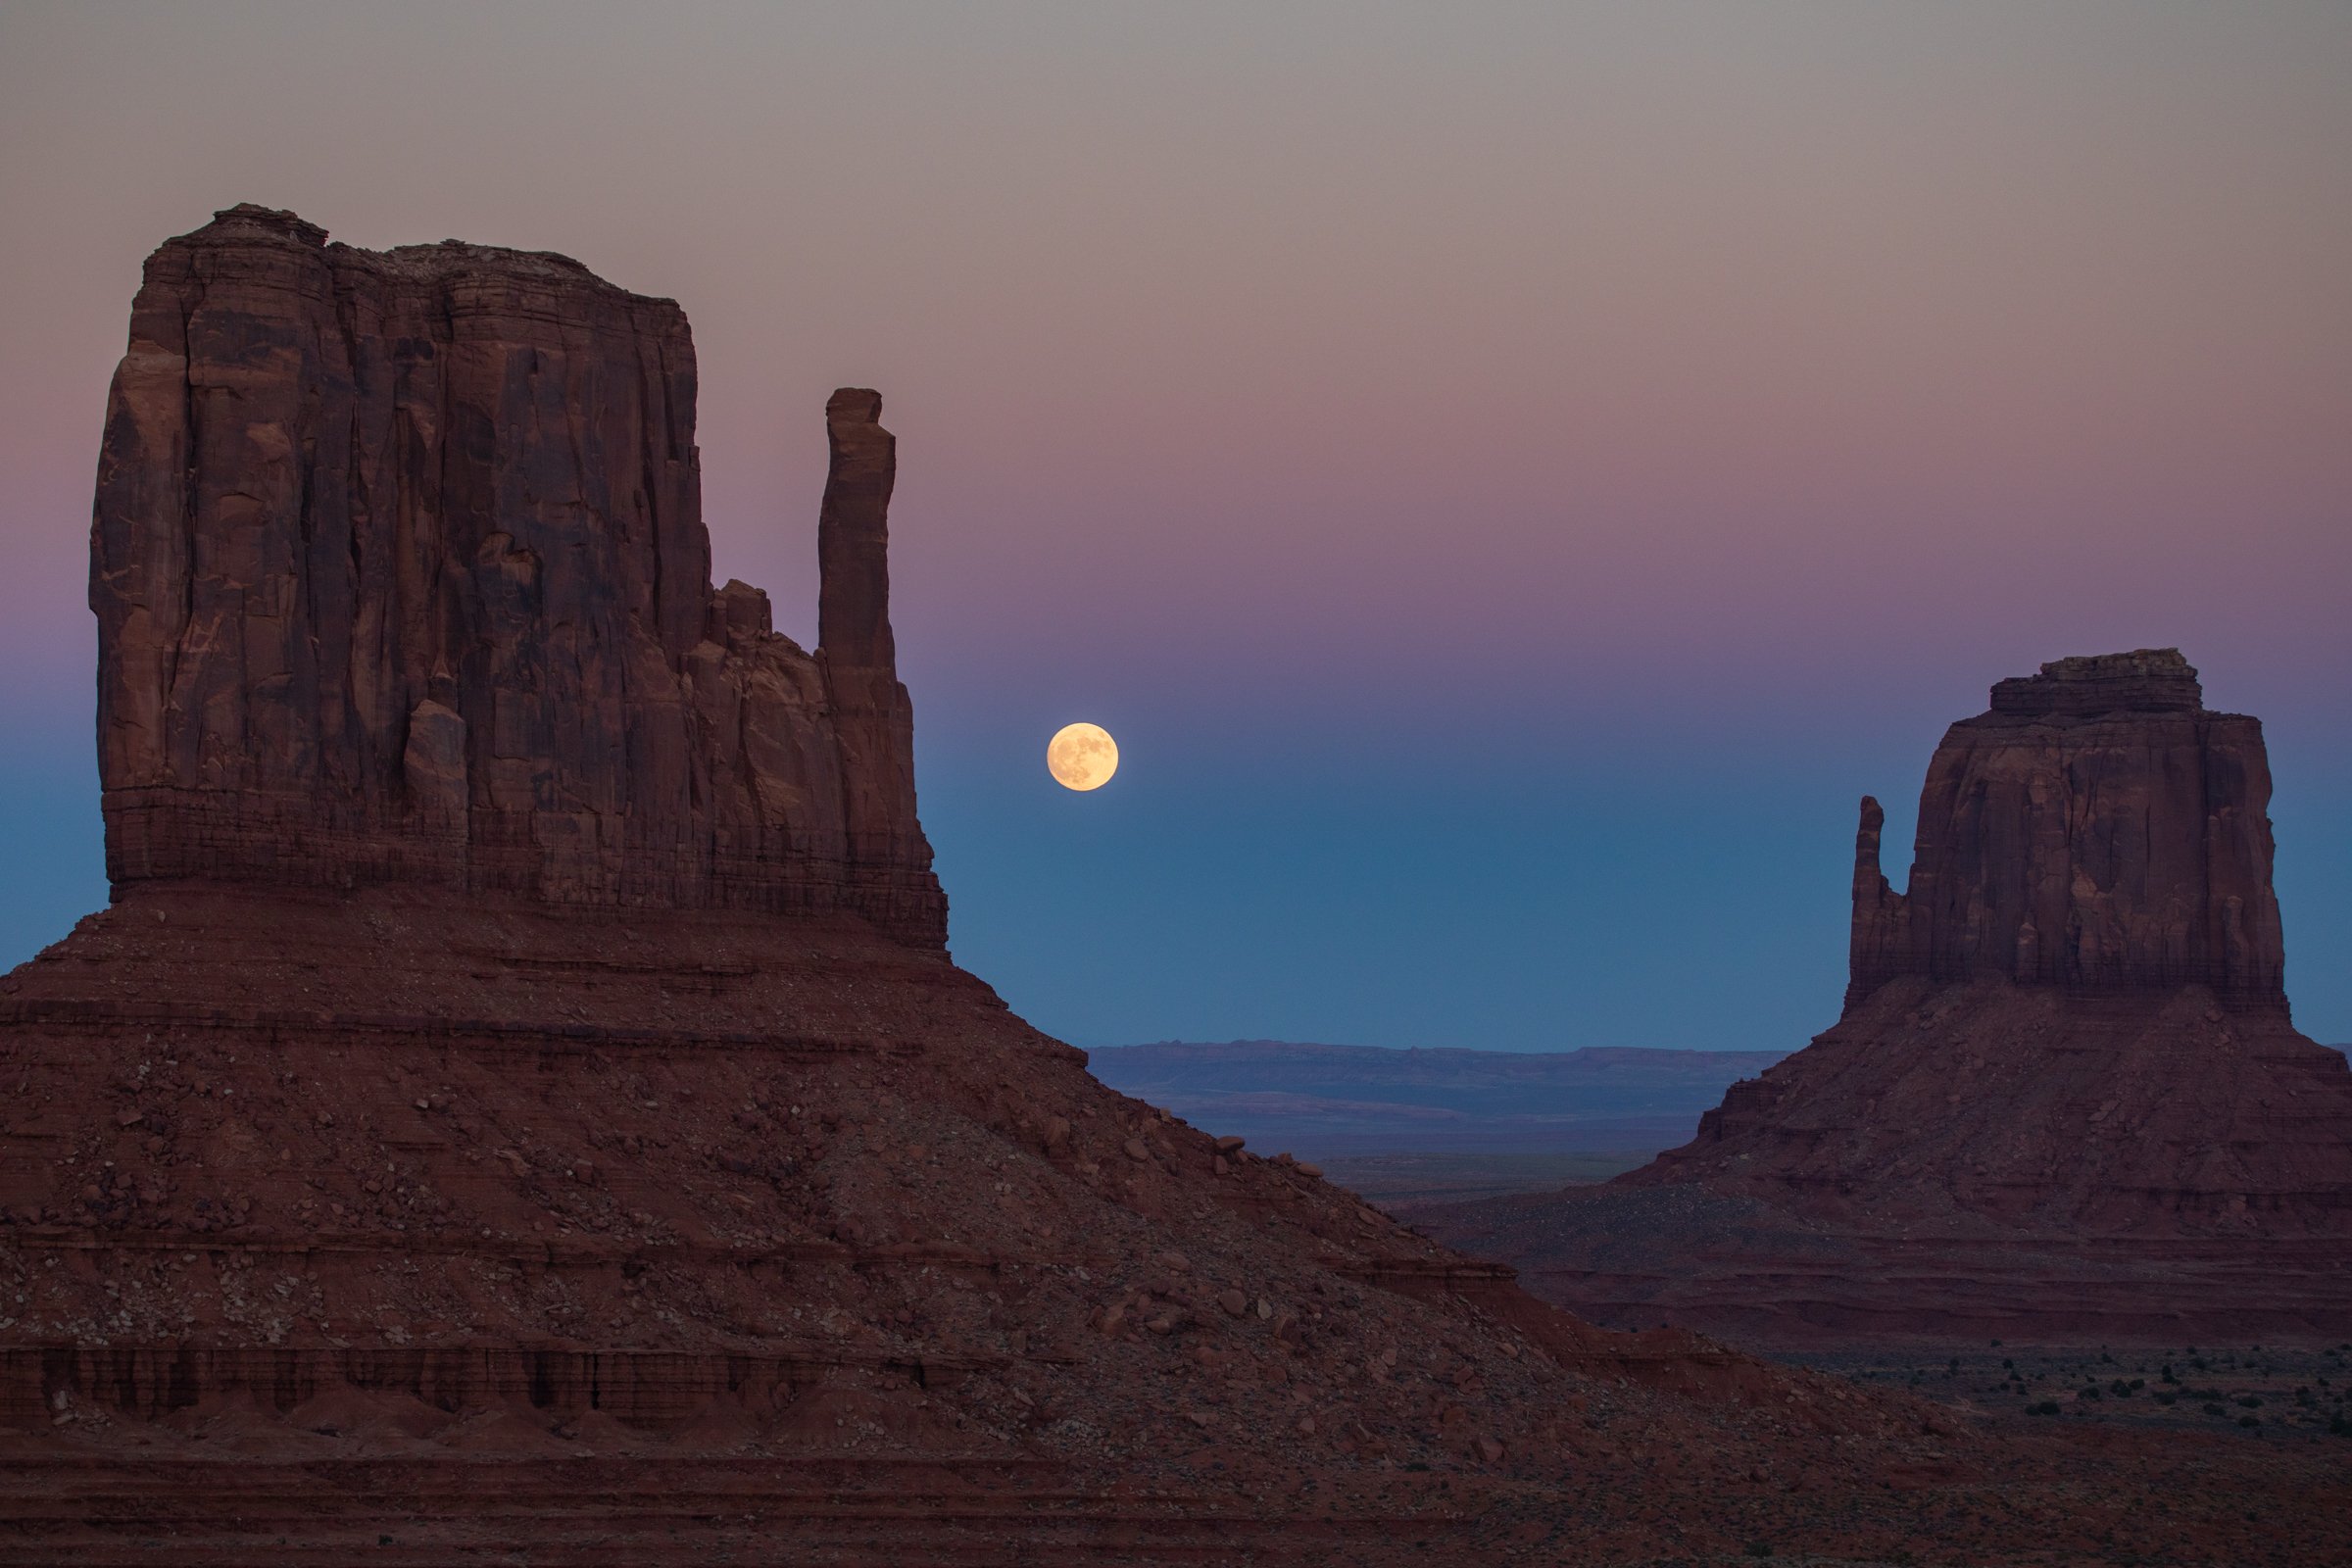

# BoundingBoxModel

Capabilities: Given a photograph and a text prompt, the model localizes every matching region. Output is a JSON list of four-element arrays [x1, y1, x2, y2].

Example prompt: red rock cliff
[[88, 205, 943, 944], [1847, 649, 2284, 1010]]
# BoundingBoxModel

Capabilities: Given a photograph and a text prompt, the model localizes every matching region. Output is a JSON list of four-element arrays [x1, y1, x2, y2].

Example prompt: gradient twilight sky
[[1, 2, 2346, 1050]]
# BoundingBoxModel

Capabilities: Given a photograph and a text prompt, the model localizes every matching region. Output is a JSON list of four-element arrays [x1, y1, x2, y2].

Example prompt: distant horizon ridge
[[1099, 1038, 1783, 1057], [1083, 1037, 1789, 1161]]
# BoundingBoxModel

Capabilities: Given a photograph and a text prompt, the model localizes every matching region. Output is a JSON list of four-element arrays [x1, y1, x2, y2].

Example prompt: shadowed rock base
[[19, 889, 2319, 1562]]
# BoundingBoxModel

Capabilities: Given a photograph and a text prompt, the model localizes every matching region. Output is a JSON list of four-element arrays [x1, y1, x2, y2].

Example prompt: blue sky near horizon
[[1, 2, 2345, 1051]]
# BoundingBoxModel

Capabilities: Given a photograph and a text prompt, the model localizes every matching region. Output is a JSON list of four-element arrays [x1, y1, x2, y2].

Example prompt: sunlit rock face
[[1848, 649, 2284, 1011], [89, 205, 943, 945]]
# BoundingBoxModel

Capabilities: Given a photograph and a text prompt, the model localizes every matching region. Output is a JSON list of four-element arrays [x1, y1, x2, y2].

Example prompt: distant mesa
[[1421, 650, 2352, 1347], [1086, 1039, 1788, 1159]]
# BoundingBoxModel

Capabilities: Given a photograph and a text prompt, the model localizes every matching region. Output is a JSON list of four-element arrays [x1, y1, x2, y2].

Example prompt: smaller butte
[[1422, 650, 2352, 1348]]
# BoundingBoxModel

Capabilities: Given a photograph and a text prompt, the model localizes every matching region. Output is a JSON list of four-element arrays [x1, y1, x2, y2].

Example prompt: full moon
[[1047, 722, 1119, 792]]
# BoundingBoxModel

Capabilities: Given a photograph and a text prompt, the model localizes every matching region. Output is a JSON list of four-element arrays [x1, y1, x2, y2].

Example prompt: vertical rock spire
[[816, 388, 939, 940], [817, 387, 897, 669], [1845, 796, 1906, 1008]]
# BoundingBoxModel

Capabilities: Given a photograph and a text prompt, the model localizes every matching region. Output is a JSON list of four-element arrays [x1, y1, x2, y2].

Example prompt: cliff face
[[89, 204, 943, 944], [1847, 650, 2283, 1010]]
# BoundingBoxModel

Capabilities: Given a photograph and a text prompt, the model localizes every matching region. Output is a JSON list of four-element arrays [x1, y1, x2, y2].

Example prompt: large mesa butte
[[91, 203, 943, 944], [1845, 648, 2284, 1010]]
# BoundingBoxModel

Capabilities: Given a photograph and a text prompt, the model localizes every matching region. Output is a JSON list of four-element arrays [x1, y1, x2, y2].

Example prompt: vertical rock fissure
[[167, 295, 199, 733]]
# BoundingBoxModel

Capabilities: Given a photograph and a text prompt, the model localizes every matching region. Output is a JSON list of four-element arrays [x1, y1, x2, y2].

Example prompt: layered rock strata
[[90, 205, 942, 944], [0, 883, 2339, 1565], [1422, 652, 2352, 1347]]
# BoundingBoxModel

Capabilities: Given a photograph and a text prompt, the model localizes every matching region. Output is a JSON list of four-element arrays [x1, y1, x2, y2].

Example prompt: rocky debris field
[[1805, 1341, 2352, 1443]]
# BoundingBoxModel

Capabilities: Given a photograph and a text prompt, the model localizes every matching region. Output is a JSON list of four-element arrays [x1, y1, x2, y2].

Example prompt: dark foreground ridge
[[0, 211, 2342, 1563], [1422, 650, 2352, 1351]]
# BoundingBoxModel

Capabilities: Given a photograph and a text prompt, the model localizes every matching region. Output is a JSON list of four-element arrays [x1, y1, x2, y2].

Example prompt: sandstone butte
[[1424, 648, 2352, 1353], [0, 207, 2340, 1564]]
